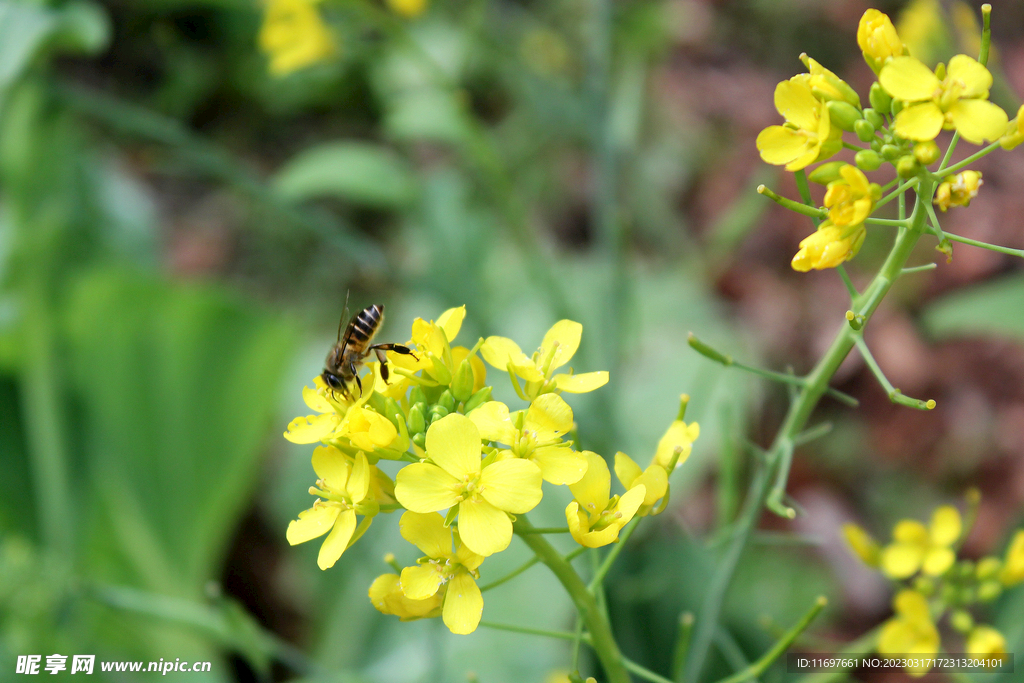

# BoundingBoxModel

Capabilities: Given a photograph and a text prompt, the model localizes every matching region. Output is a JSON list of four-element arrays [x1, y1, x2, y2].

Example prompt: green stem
[[901, 263, 937, 275], [622, 656, 676, 683], [757, 185, 827, 220], [589, 517, 641, 591], [836, 265, 858, 300], [934, 141, 1001, 177], [875, 178, 919, 209], [853, 335, 936, 410], [478, 621, 585, 642], [942, 231, 1024, 258], [671, 612, 695, 682], [713, 596, 828, 683], [685, 177, 934, 683], [938, 131, 962, 171], [517, 527, 571, 535], [865, 218, 906, 226], [479, 556, 540, 592], [514, 517, 629, 683]]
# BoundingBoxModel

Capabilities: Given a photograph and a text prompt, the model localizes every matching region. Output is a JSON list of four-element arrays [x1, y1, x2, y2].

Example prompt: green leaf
[[272, 142, 417, 208], [922, 273, 1024, 339]]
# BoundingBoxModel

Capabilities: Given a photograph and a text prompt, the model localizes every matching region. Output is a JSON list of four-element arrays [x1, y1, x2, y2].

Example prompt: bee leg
[[374, 348, 391, 384], [369, 343, 418, 361], [350, 360, 363, 397]]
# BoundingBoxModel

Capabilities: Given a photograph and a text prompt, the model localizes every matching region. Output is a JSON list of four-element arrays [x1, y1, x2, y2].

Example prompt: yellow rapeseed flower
[[394, 413, 543, 556], [880, 505, 961, 579], [756, 77, 838, 171], [284, 371, 378, 444], [879, 54, 1008, 144], [613, 452, 668, 516], [385, 306, 477, 393], [396, 512, 485, 634], [258, 0, 335, 77], [652, 419, 700, 470], [566, 451, 646, 548], [966, 625, 1007, 658], [825, 165, 876, 227], [858, 9, 904, 74], [468, 395, 588, 485], [1000, 105, 1024, 150], [999, 530, 1024, 586], [934, 171, 982, 211], [481, 320, 608, 399], [287, 449, 377, 569], [791, 220, 866, 272], [877, 590, 940, 677]]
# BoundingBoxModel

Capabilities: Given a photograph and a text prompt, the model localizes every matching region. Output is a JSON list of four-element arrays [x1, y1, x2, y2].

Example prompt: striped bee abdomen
[[345, 304, 384, 351]]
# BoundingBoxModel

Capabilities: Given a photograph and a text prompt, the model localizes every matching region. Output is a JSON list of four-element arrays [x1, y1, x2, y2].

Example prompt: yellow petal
[[842, 523, 881, 566], [566, 501, 588, 546], [437, 305, 466, 343], [425, 413, 481, 479], [346, 407, 398, 451], [636, 466, 668, 507], [893, 519, 929, 544], [553, 371, 609, 393], [525, 393, 574, 439], [395, 462, 462, 513], [966, 626, 1007, 656], [539, 320, 582, 371], [286, 504, 340, 545], [457, 499, 512, 556], [949, 99, 1009, 144], [879, 56, 940, 101], [442, 571, 483, 634], [347, 451, 371, 501], [284, 413, 337, 444], [400, 563, 444, 600], [947, 54, 992, 98], [894, 588, 931, 622], [881, 542, 925, 579], [399, 511, 452, 558], [369, 573, 401, 613], [569, 451, 611, 513], [921, 546, 955, 576], [774, 78, 820, 130], [892, 102, 944, 141], [653, 421, 698, 469], [615, 484, 647, 523], [928, 505, 962, 546], [1000, 530, 1024, 586], [311, 445, 350, 489], [467, 401, 515, 444], [579, 524, 624, 548], [531, 446, 588, 485], [479, 336, 543, 381], [317, 509, 356, 569], [756, 125, 811, 166], [302, 384, 334, 413], [613, 452, 643, 489], [478, 459, 543, 514]]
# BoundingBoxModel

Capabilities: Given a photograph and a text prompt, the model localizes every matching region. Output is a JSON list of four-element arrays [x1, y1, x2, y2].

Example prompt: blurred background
[[1, 0, 1023, 680]]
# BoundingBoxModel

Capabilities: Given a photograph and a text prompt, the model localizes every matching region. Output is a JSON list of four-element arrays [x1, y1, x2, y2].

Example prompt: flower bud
[[855, 150, 882, 171], [890, 99, 904, 116], [896, 155, 919, 178], [451, 359, 475, 402], [827, 100, 861, 132], [808, 161, 845, 184], [978, 580, 1003, 603], [437, 389, 456, 413], [914, 140, 940, 165], [977, 557, 1002, 580], [950, 610, 975, 633], [429, 356, 452, 386], [854, 119, 875, 142], [914, 576, 936, 596], [463, 386, 492, 413], [863, 108, 884, 130], [383, 397, 405, 430], [870, 138, 882, 152], [412, 432, 426, 449], [407, 403, 425, 435], [869, 82, 892, 114], [409, 386, 427, 405], [880, 143, 899, 160], [429, 405, 449, 423]]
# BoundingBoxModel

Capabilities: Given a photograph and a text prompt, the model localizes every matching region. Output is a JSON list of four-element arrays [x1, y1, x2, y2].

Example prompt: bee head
[[321, 370, 346, 394]]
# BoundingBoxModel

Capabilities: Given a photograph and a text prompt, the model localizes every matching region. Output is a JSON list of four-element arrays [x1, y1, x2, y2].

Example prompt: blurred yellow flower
[[879, 55, 1008, 144], [934, 170, 982, 211], [652, 419, 700, 470], [566, 451, 646, 548], [858, 9, 904, 74], [369, 572, 443, 621], [791, 220, 866, 272], [613, 452, 668, 516], [394, 413, 542, 556], [468, 395, 588, 485], [843, 523, 881, 567], [481, 320, 608, 399], [825, 165, 875, 227], [878, 590, 940, 677], [397, 512, 485, 634], [258, 0, 335, 76], [756, 77, 838, 171], [387, 0, 427, 18], [287, 449, 377, 569], [1000, 105, 1024, 150], [999, 530, 1024, 586], [966, 625, 1007, 658], [880, 505, 961, 579]]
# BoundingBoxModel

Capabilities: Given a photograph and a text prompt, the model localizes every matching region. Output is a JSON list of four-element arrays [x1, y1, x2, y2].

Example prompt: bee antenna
[[337, 289, 351, 342]]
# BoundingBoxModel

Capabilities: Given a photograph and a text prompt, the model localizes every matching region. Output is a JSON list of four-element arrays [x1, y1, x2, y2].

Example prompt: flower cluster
[[757, 7, 1016, 272], [285, 307, 699, 634], [844, 494, 1024, 676]]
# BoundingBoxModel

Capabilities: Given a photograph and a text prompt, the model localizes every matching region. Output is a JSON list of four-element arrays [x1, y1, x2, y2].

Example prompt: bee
[[322, 302, 415, 399]]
